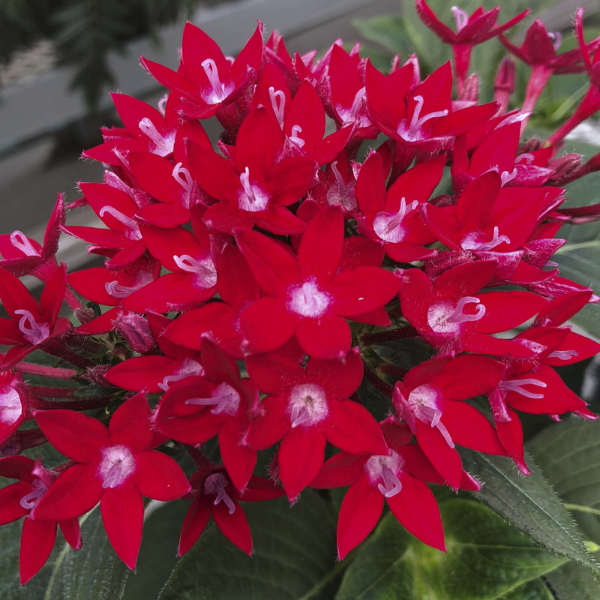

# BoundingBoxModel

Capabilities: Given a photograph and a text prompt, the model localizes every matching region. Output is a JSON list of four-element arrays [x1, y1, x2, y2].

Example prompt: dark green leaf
[[497, 578, 553, 599], [459, 448, 599, 572], [336, 499, 565, 600], [159, 491, 338, 600]]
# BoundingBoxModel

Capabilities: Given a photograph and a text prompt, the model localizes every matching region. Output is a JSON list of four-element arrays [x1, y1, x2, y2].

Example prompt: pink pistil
[[99, 206, 142, 241], [10, 231, 40, 257], [447, 297, 485, 324], [499, 378, 547, 399], [204, 473, 235, 514], [15, 310, 50, 345], [238, 168, 270, 212], [399, 95, 449, 142], [185, 382, 241, 415], [326, 161, 357, 211], [548, 349, 579, 360], [173, 254, 217, 289], [138, 118, 175, 157], [19, 479, 48, 510], [269, 87, 286, 126], [200, 59, 229, 104]]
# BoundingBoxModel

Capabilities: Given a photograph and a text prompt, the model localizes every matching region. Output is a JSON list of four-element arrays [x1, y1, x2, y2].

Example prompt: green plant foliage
[[458, 448, 599, 572], [158, 490, 339, 600], [0, 506, 129, 600], [335, 499, 565, 600], [528, 418, 600, 598]]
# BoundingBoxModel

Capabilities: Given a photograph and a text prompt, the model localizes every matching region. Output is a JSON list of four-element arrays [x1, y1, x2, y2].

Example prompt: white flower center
[[15, 310, 50, 345], [398, 95, 448, 142], [200, 59, 232, 105], [287, 383, 328, 428], [372, 197, 419, 243], [0, 386, 22, 425], [185, 382, 241, 416], [427, 297, 485, 333], [238, 167, 270, 213], [204, 472, 235, 514], [365, 450, 404, 498], [326, 161, 357, 211], [173, 254, 218, 290], [407, 384, 454, 447], [98, 445, 136, 489], [138, 118, 175, 157], [287, 279, 332, 318]]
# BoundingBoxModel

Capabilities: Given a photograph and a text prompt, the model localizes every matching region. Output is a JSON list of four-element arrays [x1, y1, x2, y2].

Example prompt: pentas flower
[[548, 9, 600, 145], [264, 31, 298, 91], [187, 106, 317, 235], [416, 1, 529, 97], [245, 348, 388, 501], [311, 419, 480, 559], [154, 337, 260, 492], [500, 16, 600, 120], [355, 151, 445, 262], [82, 93, 189, 164], [0, 265, 71, 369], [32, 393, 191, 570], [141, 22, 263, 121], [236, 206, 400, 359], [0, 372, 27, 447], [105, 312, 203, 393], [163, 244, 260, 358], [0, 456, 82, 584], [393, 354, 508, 489], [366, 60, 499, 153], [399, 260, 549, 358], [179, 458, 284, 556], [253, 64, 353, 166], [122, 221, 221, 313]]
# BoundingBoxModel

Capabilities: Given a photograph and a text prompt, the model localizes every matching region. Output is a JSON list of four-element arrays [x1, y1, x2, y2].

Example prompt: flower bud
[[493, 57, 515, 114], [547, 153, 582, 185], [114, 312, 155, 353]]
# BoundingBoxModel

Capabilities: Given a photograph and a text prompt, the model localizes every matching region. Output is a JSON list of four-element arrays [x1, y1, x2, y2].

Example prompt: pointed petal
[[179, 495, 212, 555], [434, 355, 506, 400], [476, 291, 549, 333], [337, 475, 384, 560], [296, 315, 351, 360], [213, 498, 253, 555], [0, 482, 31, 525], [101, 481, 144, 570], [109, 392, 154, 452], [134, 450, 191, 501], [34, 410, 109, 463], [416, 421, 463, 490], [59, 518, 82, 550], [310, 453, 367, 489], [387, 474, 445, 551], [307, 348, 363, 399], [244, 395, 290, 450], [39, 264, 66, 324], [105, 355, 181, 393], [240, 297, 297, 353], [20, 518, 57, 585], [219, 421, 256, 493]]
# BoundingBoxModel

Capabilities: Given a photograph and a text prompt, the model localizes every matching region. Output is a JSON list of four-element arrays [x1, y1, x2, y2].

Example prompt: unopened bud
[[86, 364, 112, 387], [114, 312, 155, 353], [461, 74, 479, 103], [493, 58, 515, 114], [519, 137, 543, 154], [547, 153, 582, 185]]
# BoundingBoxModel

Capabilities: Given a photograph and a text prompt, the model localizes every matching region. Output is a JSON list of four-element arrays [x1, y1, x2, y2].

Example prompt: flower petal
[[133, 450, 191, 501]]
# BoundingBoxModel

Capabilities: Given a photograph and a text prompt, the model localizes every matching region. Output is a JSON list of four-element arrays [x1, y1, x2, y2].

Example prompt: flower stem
[[360, 326, 419, 346], [15, 362, 77, 380]]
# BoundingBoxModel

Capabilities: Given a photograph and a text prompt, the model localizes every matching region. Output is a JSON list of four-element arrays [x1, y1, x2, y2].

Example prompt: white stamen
[[138, 118, 175, 157], [336, 87, 369, 127], [19, 479, 48, 510], [204, 472, 235, 514], [472, 226, 511, 251], [548, 349, 579, 360], [158, 94, 168, 116], [365, 451, 405, 498], [289, 125, 305, 148], [186, 382, 241, 416], [15, 310, 50, 345], [548, 31, 562, 52], [173, 254, 218, 289], [372, 197, 419, 243], [158, 359, 204, 391], [0, 386, 22, 425], [201, 59, 228, 104], [501, 168, 517, 186], [98, 445, 136, 489], [287, 280, 332, 318], [408, 384, 455, 448], [515, 153, 535, 165], [269, 87, 286, 126], [326, 161, 357, 211], [172, 162, 194, 193], [99, 206, 142, 241], [105, 271, 154, 299], [399, 95, 448, 142], [238, 167, 270, 213], [499, 378, 547, 399], [10, 231, 40, 257], [288, 383, 328, 427], [451, 6, 469, 31], [447, 296, 486, 324]]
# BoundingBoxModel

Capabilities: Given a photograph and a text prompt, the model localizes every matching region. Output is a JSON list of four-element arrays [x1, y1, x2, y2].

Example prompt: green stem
[[296, 549, 358, 600], [563, 503, 600, 517]]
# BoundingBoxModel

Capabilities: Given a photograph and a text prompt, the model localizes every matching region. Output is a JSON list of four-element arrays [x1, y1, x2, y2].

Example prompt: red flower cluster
[[1, 2, 600, 583]]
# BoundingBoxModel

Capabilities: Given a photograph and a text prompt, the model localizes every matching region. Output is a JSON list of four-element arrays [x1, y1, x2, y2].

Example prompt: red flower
[[141, 22, 263, 120], [393, 355, 508, 489], [311, 419, 480, 559], [236, 206, 400, 358], [179, 459, 283, 556], [400, 260, 549, 358], [154, 337, 260, 492], [416, 0, 529, 96], [32, 393, 191, 569], [0, 456, 82, 584], [245, 348, 387, 501], [0, 265, 71, 369]]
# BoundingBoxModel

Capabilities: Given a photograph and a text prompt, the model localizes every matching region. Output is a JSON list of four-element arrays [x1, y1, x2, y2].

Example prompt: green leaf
[[336, 499, 565, 600], [543, 562, 600, 600], [459, 448, 599, 573], [528, 418, 600, 597], [159, 491, 339, 600], [496, 578, 553, 600], [0, 506, 128, 600]]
